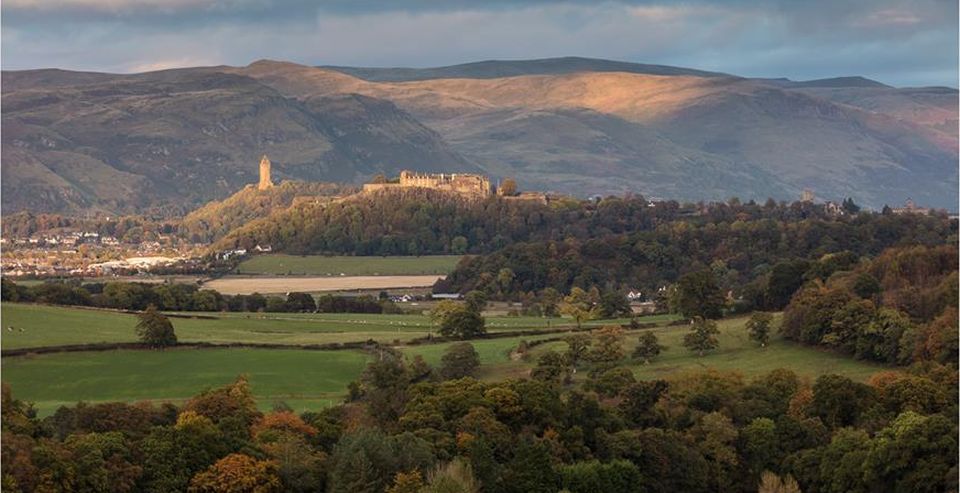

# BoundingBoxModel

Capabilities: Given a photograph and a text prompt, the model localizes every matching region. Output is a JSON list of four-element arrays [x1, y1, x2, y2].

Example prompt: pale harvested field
[[204, 275, 443, 295]]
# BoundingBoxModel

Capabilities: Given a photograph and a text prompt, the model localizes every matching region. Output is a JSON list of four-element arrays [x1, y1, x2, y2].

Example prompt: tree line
[[0, 279, 405, 315], [438, 210, 955, 303]]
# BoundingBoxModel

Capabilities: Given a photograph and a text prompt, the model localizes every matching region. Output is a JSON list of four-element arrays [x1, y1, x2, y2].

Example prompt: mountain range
[[2, 56, 956, 214]]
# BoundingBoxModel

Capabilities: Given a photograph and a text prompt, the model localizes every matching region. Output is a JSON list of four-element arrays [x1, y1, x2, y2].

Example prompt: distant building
[[824, 201, 845, 216], [364, 170, 492, 197], [891, 199, 932, 216], [801, 189, 815, 203], [258, 155, 274, 191]]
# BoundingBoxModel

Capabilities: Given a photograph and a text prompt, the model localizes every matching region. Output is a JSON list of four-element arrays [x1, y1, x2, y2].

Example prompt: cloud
[[1, 0, 956, 87]]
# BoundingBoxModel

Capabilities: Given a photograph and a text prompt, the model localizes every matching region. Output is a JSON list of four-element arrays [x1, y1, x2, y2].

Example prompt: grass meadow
[[236, 254, 464, 276], [1, 304, 885, 417], [0, 303, 650, 350], [2, 348, 369, 416], [525, 315, 885, 382]]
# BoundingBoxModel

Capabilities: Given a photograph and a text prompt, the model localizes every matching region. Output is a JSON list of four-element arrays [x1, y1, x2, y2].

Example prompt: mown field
[[203, 275, 444, 295], [1, 348, 369, 416], [236, 254, 463, 276]]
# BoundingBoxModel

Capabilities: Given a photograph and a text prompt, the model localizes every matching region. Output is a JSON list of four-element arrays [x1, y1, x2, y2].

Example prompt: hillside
[[3, 57, 957, 213], [1, 69, 474, 214], [179, 180, 353, 243]]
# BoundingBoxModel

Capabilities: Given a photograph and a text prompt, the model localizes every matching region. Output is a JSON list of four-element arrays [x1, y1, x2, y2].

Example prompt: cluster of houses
[[1, 230, 207, 279], [217, 245, 272, 261], [1, 231, 121, 248]]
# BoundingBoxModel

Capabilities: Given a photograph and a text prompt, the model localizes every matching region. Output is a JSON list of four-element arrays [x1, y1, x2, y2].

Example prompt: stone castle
[[258, 155, 273, 191], [363, 170, 493, 197]]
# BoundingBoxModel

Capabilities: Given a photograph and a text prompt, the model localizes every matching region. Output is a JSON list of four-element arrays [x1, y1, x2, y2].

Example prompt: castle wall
[[366, 170, 492, 197]]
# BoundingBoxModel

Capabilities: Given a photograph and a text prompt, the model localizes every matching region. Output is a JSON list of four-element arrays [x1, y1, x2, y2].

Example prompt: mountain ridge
[[3, 56, 957, 213]]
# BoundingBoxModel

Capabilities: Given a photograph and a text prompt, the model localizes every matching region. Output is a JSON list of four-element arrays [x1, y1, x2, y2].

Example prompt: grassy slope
[[2, 348, 369, 416], [527, 315, 885, 382], [236, 255, 464, 276]]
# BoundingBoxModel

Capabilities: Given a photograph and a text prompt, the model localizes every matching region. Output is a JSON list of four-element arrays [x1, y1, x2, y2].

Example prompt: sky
[[2, 0, 957, 87]]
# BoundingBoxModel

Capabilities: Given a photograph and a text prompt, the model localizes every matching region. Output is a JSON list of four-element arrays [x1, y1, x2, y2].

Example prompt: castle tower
[[258, 155, 273, 191]]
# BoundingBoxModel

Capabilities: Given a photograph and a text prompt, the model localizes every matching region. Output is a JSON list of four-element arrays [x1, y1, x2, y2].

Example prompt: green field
[[237, 255, 463, 276], [527, 316, 885, 382], [2, 348, 369, 416], [1, 304, 886, 417], [0, 303, 647, 350]]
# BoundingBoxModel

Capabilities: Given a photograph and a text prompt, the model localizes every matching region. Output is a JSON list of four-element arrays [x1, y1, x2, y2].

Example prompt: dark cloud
[[2, 0, 956, 87]]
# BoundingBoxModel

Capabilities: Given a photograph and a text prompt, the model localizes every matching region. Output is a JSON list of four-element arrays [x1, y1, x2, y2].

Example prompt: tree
[[188, 453, 282, 493], [852, 273, 881, 299], [560, 287, 600, 329], [632, 331, 663, 363], [540, 288, 561, 317], [683, 317, 720, 356], [531, 351, 570, 384], [136, 305, 177, 348], [810, 374, 875, 428], [757, 472, 801, 493], [766, 260, 810, 310], [599, 291, 631, 318], [746, 312, 774, 347], [618, 380, 668, 426], [670, 270, 725, 319], [440, 342, 481, 380], [841, 197, 860, 214], [439, 307, 486, 339], [464, 290, 488, 313], [421, 458, 480, 493], [563, 333, 592, 371], [862, 412, 957, 493], [450, 236, 469, 255], [429, 300, 461, 325], [588, 325, 625, 370], [286, 292, 316, 312]]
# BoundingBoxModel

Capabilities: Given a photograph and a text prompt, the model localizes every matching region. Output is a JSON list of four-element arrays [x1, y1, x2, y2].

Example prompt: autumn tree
[[632, 331, 664, 364], [136, 305, 177, 348], [429, 300, 461, 325], [587, 325, 626, 371], [188, 453, 282, 493], [757, 472, 801, 493], [560, 287, 600, 329], [746, 312, 774, 347], [683, 317, 720, 356]]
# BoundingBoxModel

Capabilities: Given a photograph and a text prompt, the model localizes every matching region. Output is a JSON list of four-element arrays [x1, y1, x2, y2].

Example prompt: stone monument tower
[[258, 155, 273, 190]]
